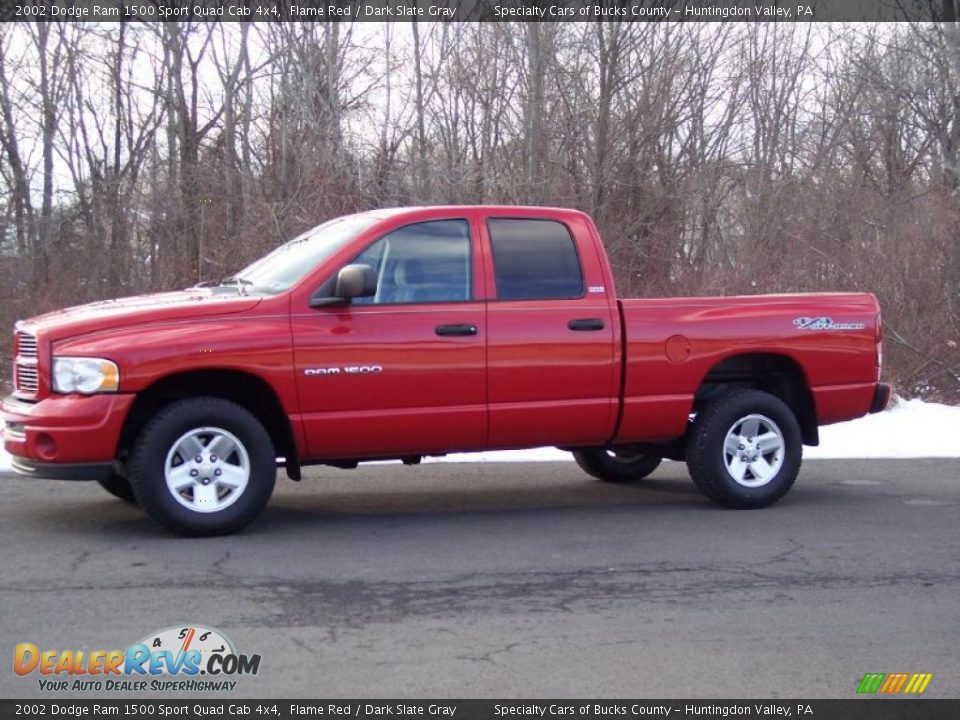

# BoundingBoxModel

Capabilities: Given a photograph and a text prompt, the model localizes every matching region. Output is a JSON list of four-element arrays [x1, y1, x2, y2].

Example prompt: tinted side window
[[488, 219, 584, 300], [351, 219, 471, 305]]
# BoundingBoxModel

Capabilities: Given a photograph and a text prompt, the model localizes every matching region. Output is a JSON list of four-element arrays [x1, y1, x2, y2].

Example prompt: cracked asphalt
[[1, 459, 958, 698]]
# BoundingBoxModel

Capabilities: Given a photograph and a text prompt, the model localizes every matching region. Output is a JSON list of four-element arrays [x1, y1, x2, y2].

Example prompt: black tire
[[96, 472, 137, 504], [686, 389, 802, 509], [128, 397, 276, 536], [573, 448, 662, 483]]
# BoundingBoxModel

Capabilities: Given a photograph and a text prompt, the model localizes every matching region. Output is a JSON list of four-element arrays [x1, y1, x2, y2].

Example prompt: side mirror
[[310, 264, 377, 307], [335, 264, 377, 299]]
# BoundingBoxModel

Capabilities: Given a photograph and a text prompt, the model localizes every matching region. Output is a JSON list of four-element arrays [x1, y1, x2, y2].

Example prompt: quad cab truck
[[2, 206, 890, 535]]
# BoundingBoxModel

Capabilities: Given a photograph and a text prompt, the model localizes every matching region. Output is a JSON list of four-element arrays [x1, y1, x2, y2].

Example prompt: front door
[[292, 218, 487, 459]]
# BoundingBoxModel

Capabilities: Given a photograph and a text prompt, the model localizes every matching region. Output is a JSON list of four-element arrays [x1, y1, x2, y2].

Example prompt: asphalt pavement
[[0, 458, 957, 699]]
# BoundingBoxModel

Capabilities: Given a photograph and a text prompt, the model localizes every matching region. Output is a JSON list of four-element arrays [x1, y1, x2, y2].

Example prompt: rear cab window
[[487, 218, 584, 300]]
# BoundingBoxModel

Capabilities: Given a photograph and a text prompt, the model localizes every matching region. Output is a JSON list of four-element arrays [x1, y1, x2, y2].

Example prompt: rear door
[[292, 216, 488, 459], [482, 213, 619, 448]]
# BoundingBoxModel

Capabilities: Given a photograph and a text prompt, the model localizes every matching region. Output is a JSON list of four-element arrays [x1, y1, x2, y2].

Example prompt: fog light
[[35, 432, 57, 460]]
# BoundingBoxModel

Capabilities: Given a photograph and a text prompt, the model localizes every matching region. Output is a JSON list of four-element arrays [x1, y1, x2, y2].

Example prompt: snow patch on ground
[[803, 397, 960, 459], [425, 446, 571, 464], [426, 397, 960, 463], [0, 398, 956, 473]]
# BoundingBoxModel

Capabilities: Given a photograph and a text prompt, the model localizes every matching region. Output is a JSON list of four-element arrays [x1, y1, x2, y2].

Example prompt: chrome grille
[[14, 363, 38, 393], [14, 331, 39, 395], [16, 331, 38, 358]]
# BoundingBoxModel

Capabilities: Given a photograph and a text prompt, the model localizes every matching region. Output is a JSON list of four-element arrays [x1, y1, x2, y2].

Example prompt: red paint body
[[2, 206, 884, 471]]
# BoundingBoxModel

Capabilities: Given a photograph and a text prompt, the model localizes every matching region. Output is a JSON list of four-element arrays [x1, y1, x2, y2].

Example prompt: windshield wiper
[[217, 276, 254, 295]]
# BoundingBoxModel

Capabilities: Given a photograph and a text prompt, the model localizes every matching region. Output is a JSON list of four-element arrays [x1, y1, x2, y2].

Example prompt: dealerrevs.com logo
[[14, 625, 261, 693]]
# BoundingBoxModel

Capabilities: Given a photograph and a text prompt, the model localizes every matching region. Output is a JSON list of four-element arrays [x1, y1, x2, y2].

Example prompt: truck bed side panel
[[615, 293, 880, 443]]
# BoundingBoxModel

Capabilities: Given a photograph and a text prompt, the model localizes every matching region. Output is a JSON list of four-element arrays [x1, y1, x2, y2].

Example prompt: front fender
[[51, 313, 298, 413]]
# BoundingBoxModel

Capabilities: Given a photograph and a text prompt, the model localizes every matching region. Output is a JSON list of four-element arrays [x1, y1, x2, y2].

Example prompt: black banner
[[0, 0, 954, 23], [0, 701, 959, 720]]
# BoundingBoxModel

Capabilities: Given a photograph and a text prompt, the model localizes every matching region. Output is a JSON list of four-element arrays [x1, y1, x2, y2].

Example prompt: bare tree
[[0, 22, 956, 400], [0, 28, 33, 260]]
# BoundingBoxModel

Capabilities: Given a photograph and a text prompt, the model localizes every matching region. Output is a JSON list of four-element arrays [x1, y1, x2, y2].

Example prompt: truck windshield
[[223, 214, 378, 295]]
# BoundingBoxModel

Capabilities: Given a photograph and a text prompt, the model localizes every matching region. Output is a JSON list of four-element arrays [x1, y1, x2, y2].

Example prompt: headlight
[[52, 357, 120, 394]]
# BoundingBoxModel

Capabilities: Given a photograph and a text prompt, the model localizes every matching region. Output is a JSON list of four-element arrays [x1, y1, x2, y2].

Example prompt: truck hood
[[17, 289, 262, 343]]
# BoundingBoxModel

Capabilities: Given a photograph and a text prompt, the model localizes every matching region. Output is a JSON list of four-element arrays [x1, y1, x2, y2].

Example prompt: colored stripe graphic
[[879, 673, 909, 693], [857, 672, 932, 694], [857, 673, 885, 694], [904, 673, 933, 694]]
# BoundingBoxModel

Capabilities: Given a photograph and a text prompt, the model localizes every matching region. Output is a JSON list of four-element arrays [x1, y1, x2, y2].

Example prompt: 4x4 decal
[[793, 316, 866, 331]]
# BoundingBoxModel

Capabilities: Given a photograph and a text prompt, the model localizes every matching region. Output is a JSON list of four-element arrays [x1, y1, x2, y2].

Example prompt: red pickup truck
[[2, 206, 889, 535]]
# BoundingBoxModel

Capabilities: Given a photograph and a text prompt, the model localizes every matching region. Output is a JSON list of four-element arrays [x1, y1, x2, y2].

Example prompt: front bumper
[[869, 383, 892, 414], [2, 392, 134, 479]]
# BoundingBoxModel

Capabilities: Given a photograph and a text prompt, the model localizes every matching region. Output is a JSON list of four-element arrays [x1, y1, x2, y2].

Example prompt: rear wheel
[[128, 398, 276, 536], [573, 448, 662, 483], [96, 472, 137, 504], [686, 389, 802, 509]]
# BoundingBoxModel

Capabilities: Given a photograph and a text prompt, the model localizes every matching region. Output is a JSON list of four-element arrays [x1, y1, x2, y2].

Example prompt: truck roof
[[357, 205, 589, 221]]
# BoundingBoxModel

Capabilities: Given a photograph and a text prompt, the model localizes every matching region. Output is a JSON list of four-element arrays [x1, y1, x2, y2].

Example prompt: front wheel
[[128, 398, 276, 536], [573, 448, 662, 483], [686, 390, 802, 509]]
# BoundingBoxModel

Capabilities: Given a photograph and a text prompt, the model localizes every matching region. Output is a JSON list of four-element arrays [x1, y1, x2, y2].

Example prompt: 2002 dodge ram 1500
[[2, 206, 890, 535]]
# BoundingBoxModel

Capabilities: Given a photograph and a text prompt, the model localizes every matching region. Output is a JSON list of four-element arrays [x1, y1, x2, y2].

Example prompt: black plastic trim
[[568, 318, 605, 331], [608, 300, 629, 444], [869, 382, 892, 414], [9, 457, 111, 481], [435, 323, 478, 337]]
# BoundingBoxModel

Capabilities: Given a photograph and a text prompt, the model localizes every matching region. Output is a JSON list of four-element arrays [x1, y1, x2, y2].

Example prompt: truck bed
[[614, 292, 881, 443]]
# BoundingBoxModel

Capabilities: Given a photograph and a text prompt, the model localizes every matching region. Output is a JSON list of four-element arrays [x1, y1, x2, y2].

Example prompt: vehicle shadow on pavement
[[11, 473, 716, 539], [264, 479, 700, 521], [7, 461, 878, 540]]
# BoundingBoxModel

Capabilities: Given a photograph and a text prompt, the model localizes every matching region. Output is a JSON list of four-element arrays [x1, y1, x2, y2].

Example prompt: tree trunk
[[412, 21, 429, 202], [36, 24, 57, 285], [525, 23, 543, 204], [0, 40, 33, 259]]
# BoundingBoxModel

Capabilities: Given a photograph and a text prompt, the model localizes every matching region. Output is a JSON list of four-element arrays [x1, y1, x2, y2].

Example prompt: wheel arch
[[694, 352, 819, 445], [117, 369, 300, 479]]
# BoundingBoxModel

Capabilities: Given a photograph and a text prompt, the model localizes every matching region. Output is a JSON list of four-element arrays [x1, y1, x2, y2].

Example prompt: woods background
[[0, 20, 958, 401]]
